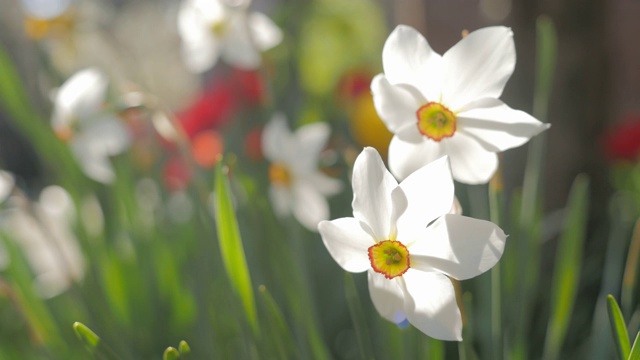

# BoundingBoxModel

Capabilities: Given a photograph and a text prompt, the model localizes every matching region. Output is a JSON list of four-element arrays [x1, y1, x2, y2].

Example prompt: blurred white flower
[[52, 68, 131, 184], [0, 170, 15, 203], [178, 0, 282, 72], [371, 25, 549, 184], [262, 114, 342, 231], [318, 148, 506, 340], [6, 186, 85, 299]]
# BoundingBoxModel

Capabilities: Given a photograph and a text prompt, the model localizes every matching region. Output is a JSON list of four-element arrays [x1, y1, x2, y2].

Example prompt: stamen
[[368, 240, 410, 279], [269, 163, 292, 186]]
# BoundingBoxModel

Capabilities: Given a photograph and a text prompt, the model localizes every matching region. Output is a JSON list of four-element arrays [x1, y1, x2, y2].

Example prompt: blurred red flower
[[603, 115, 640, 161]]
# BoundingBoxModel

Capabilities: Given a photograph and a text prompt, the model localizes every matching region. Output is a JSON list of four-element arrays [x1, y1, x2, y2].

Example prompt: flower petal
[[371, 74, 423, 133], [0, 170, 15, 203], [292, 122, 330, 174], [368, 270, 406, 323], [52, 68, 107, 129], [443, 133, 498, 184], [307, 172, 343, 197], [261, 113, 293, 163], [402, 270, 462, 341], [177, 0, 220, 73], [351, 147, 398, 240], [318, 218, 375, 273], [220, 12, 262, 69], [388, 136, 445, 181], [249, 12, 282, 51], [457, 98, 550, 152], [382, 25, 443, 101], [268, 185, 291, 217], [292, 182, 330, 231], [441, 27, 515, 110], [393, 156, 454, 238], [410, 214, 507, 280]]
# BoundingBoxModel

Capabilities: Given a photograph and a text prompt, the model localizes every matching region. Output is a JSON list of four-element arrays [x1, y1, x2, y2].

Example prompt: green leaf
[[344, 273, 374, 360], [629, 332, 640, 360], [607, 295, 631, 360], [542, 174, 590, 360], [163, 347, 180, 360], [257, 285, 297, 358], [214, 160, 258, 332], [533, 15, 558, 120], [72, 322, 121, 360]]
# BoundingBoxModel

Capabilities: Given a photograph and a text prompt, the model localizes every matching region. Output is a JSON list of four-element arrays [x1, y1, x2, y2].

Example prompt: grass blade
[[542, 174, 590, 360], [344, 273, 374, 360], [214, 160, 258, 332], [629, 332, 640, 360], [607, 295, 631, 360]]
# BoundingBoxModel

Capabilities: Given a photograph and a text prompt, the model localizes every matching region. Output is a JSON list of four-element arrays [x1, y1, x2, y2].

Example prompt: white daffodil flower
[[178, 0, 283, 73], [52, 68, 131, 184], [5, 186, 84, 299], [318, 148, 506, 340], [371, 25, 550, 184], [262, 114, 342, 231]]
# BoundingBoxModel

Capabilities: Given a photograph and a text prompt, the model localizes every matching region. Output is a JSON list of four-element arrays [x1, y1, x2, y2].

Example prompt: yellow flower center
[[210, 20, 228, 36], [416, 102, 456, 141], [368, 240, 410, 279], [269, 163, 291, 186]]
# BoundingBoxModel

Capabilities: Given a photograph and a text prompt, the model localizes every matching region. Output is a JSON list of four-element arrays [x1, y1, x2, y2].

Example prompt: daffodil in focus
[[4, 186, 85, 299], [178, 0, 282, 73], [52, 68, 131, 184], [318, 148, 506, 340], [371, 25, 550, 184], [262, 114, 342, 231]]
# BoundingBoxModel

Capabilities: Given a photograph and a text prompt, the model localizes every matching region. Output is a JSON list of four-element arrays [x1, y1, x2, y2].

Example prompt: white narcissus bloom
[[5, 186, 85, 299], [371, 25, 550, 184], [52, 68, 131, 184], [178, 0, 283, 73], [318, 148, 507, 340], [262, 114, 342, 231]]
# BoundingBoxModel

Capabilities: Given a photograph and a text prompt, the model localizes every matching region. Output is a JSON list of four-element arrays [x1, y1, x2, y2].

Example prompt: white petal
[[79, 117, 132, 157], [307, 172, 343, 197], [351, 148, 398, 240], [443, 133, 498, 184], [292, 182, 329, 231], [249, 12, 282, 51], [181, 36, 220, 73], [220, 12, 262, 69], [177, 0, 220, 73], [72, 147, 115, 184], [371, 74, 423, 133], [402, 270, 462, 341], [441, 27, 515, 110], [318, 218, 375, 273], [291, 122, 330, 174], [457, 98, 550, 152], [382, 25, 443, 101], [410, 214, 507, 280], [52, 68, 107, 129], [261, 113, 293, 163], [368, 271, 406, 323], [388, 135, 445, 181], [0, 170, 15, 202], [393, 156, 454, 238], [269, 186, 291, 218]]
